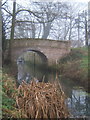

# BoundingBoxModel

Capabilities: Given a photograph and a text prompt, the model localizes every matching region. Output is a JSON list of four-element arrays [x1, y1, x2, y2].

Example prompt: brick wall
[[12, 38, 71, 65]]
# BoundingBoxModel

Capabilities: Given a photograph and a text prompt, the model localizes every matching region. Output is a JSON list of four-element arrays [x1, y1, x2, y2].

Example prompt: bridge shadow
[[17, 49, 48, 65], [26, 49, 48, 65], [16, 49, 49, 85]]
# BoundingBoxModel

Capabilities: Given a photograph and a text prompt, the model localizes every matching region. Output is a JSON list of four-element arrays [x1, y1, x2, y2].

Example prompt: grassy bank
[[59, 47, 88, 89]]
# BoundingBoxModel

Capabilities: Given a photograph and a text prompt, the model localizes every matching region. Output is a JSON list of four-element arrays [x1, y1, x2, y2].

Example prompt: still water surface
[[17, 52, 90, 118]]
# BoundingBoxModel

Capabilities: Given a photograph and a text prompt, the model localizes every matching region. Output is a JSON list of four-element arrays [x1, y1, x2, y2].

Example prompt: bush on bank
[[58, 47, 88, 88]]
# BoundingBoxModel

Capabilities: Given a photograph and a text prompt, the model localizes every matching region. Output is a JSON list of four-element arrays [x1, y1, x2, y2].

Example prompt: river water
[[17, 51, 90, 118]]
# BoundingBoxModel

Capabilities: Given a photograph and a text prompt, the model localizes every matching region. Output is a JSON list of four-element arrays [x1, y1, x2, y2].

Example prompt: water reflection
[[66, 88, 90, 117], [17, 52, 90, 117], [17, 51, 50, 84], [59, 78, 90, 117], [17, 60, 55, 84]]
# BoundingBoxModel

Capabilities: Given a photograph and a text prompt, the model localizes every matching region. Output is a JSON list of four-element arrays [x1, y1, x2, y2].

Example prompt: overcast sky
[[9, 0, 89, 6], [2, 0, 88, 16], [4, 0, 86, 11], [17, 0, 89, 5], [8, 0, 88, 13], [15, 0, 89, 3]]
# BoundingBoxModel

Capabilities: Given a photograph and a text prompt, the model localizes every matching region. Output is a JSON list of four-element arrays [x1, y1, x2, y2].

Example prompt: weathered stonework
[[11, 38, 71, 65]]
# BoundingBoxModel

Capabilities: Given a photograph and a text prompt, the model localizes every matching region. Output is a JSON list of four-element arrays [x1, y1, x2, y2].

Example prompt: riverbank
[[2, 66, 69, 118], [58, 47, 88, 90], [2, 66, 24, 118]]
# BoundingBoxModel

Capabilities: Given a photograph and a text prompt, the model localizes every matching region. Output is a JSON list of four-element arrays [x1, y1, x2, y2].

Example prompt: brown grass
[[2, 70, 69, 118], [16, 80, 69, 119]]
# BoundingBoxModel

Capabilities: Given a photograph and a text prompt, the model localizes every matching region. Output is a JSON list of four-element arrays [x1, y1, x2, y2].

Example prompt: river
[[17, 51, 90, 118]]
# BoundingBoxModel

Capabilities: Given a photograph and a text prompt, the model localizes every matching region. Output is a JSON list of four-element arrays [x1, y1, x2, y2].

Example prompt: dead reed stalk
[[16, 80, 69, 119]]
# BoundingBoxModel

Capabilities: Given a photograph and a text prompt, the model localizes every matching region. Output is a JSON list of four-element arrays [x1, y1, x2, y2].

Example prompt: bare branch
[[1, 7, 12, 16], [15, 9, 42, 18], [1, 0, 8, 6]]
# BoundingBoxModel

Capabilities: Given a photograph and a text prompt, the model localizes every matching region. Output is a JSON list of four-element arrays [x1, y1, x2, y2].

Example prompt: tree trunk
[[69, 18, 72, 41], [77, 13, 80, 47], [88, 2, 90, 93], [42, 22, 51, 39], [8, 0, 16, 63], [85, 19, 88, 46], [31, 22, 35, 38]]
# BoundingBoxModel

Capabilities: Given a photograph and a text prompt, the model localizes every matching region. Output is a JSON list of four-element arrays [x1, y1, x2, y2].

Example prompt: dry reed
[[16, 80, 69, 119]]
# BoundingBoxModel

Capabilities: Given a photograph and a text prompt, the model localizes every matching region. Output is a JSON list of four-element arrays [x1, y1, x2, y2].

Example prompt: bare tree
[[2, 0, 87, 48], [13, 2, 70, 39], [7, 0, 16, 62]]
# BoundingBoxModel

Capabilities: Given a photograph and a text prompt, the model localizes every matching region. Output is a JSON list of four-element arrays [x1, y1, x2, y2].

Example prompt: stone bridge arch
[[11, 38, 71, 65], [17, 49, 48, 65]]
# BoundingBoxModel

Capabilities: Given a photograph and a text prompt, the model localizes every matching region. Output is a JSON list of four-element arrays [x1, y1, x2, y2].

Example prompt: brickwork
[[12, 38, 71, 65]]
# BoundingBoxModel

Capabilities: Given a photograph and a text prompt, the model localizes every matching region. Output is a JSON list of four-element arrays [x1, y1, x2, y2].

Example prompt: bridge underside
[[18, 49, 48, 64]]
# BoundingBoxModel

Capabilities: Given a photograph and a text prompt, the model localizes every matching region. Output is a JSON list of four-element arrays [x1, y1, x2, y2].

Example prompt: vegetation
[[2, 13, 7, 64], [1, 0, 89, 118], [2, 66, 28, 118], [2, 67, 17, 118], [2, 1, 88, 47], [59, 47, 88, 88], [16, 80, 69, 118], [2, 66, 69, 118], [1, 46, 89, 118]]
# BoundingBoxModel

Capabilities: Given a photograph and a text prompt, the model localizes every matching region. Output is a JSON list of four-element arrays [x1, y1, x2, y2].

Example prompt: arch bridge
[[11, 38, 71, 65]]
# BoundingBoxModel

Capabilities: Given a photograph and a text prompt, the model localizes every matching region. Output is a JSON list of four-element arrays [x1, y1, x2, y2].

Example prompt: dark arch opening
[[17, 49, 48, 84], [23, 49, 48, 65]]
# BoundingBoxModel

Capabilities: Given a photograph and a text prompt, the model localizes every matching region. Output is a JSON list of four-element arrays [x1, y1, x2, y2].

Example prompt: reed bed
[[16, 80, 69, 119]]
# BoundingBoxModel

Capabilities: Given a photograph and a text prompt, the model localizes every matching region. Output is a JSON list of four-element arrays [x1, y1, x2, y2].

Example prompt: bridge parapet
[[13, 38, 70, 48]]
